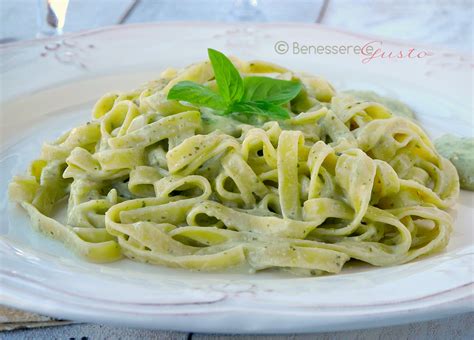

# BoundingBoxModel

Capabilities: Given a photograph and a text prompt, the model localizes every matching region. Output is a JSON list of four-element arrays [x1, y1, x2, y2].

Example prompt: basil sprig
[[167, 48, 302, 121]]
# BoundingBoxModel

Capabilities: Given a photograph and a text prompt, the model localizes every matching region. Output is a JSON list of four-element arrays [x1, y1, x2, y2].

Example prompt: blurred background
[[0, 0, 472, 53]]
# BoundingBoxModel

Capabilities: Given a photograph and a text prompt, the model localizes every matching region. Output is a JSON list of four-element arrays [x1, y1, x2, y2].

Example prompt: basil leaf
[[243, 76, 302, 105], [229, 101, 290, 120], [167, 81, 227, 110], [208, 48, 244, 104]]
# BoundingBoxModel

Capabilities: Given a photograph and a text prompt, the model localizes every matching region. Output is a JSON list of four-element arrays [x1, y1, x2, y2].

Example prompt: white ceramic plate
[[0, 23, 473, 334]]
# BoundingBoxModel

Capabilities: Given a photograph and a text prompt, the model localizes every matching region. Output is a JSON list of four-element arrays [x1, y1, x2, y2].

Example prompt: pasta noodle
[[9, 56, 459, 275]]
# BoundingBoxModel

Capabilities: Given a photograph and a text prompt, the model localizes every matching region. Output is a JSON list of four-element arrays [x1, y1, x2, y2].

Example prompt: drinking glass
[[36, 0, 70, 37], [229, 0, 265, 22]]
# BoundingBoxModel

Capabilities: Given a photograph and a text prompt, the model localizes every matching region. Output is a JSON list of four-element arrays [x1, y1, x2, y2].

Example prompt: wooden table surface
[[0, 0, 473, 339]]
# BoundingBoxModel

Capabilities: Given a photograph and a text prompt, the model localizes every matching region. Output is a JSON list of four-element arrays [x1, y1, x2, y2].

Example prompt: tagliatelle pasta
[[9, 55, 460, 275]]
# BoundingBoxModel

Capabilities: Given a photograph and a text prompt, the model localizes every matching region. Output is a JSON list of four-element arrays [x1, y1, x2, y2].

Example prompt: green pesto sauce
[[201, 110, 243, 135], [435, 134, 474, 191], [343, 90, 416, 120]]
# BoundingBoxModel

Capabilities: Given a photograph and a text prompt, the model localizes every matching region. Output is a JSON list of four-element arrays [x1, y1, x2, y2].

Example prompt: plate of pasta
[[0, 23, 472, 333]]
